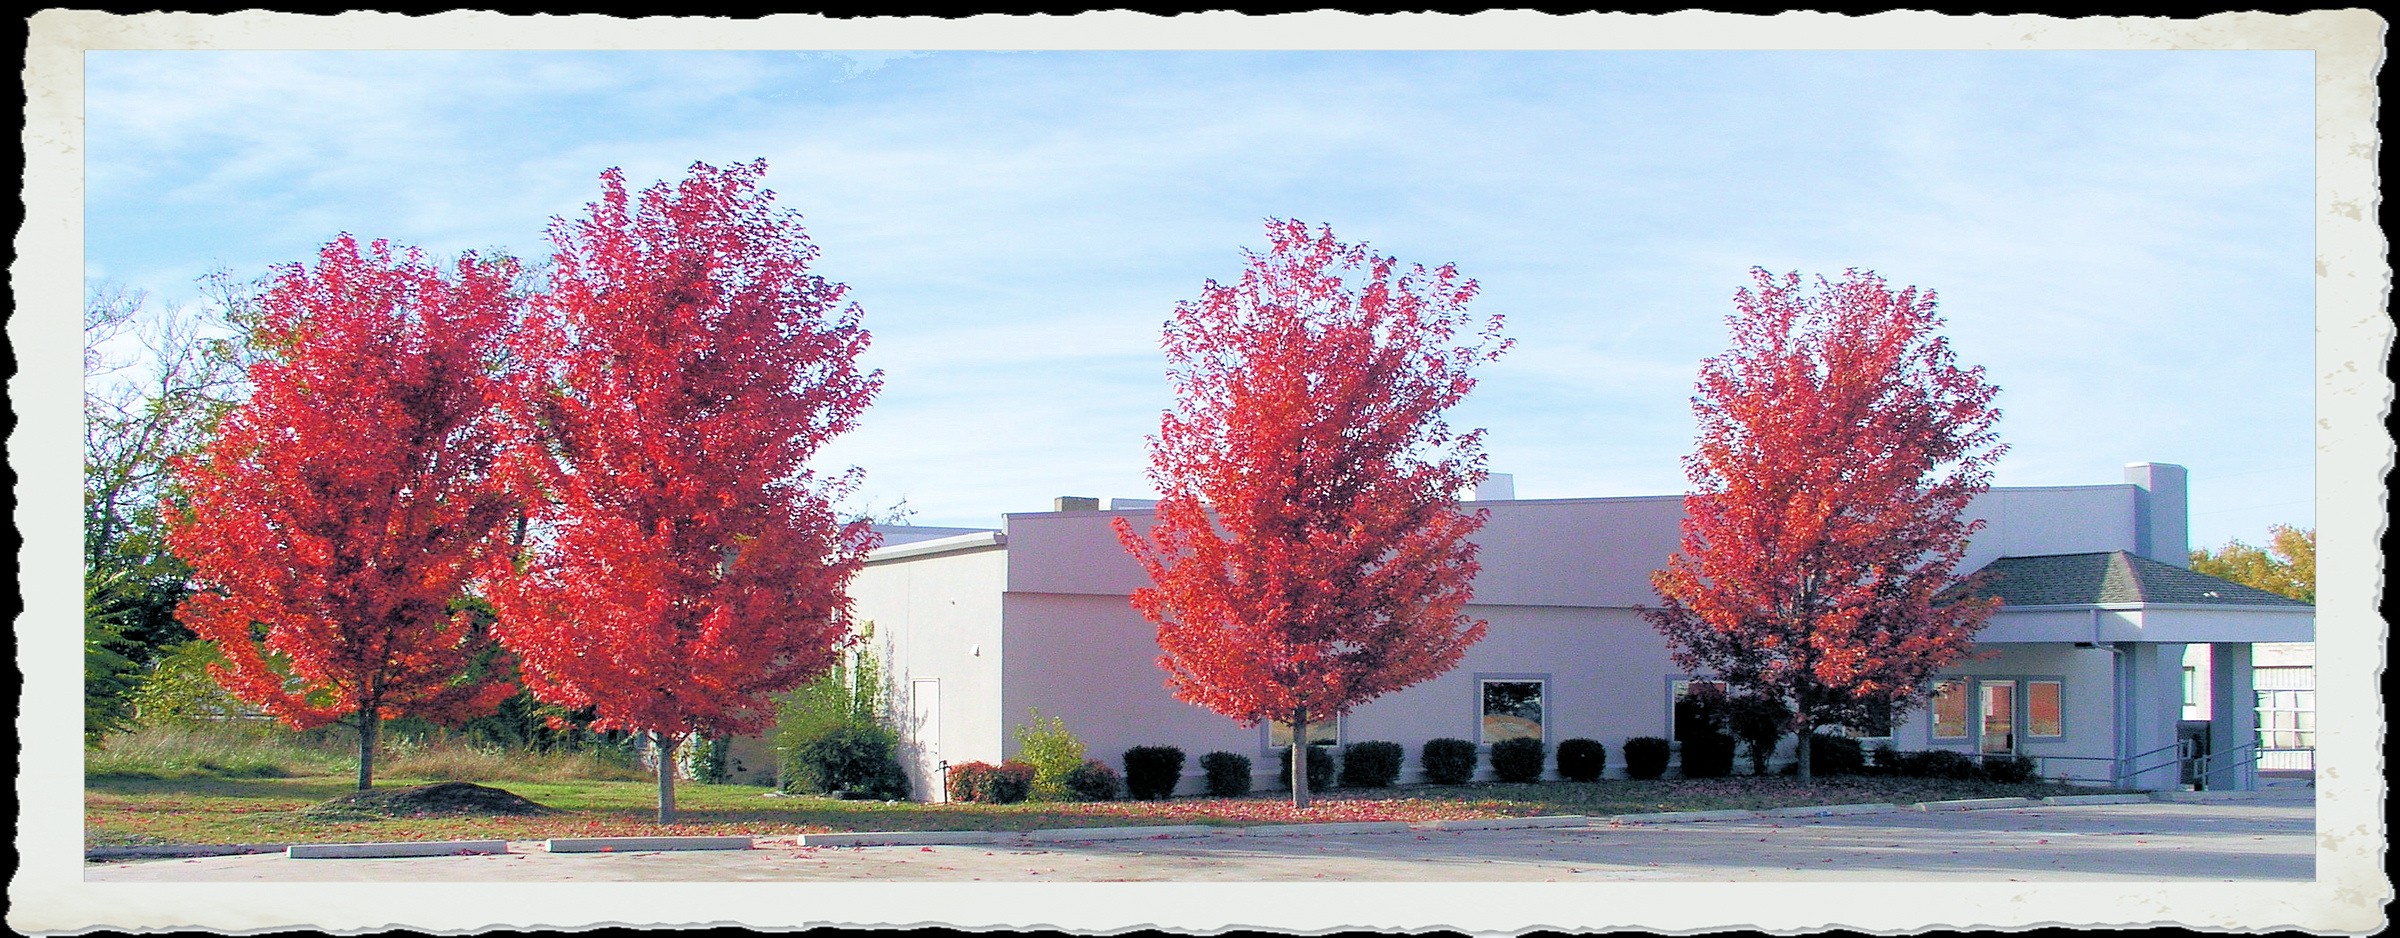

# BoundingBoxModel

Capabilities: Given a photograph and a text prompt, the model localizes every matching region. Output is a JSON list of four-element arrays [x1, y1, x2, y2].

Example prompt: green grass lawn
[[84, 772, 2131, 849]]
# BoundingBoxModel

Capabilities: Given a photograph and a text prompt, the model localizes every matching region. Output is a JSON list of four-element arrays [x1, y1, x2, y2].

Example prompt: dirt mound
[[302, 781, 557, 818]]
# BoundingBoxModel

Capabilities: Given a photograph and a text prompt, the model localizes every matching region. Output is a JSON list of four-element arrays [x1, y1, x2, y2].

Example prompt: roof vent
[[1053, 496, 1100, 512]]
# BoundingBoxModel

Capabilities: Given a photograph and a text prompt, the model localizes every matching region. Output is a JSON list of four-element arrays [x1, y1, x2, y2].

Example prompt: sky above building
[[81, 49, 2317, 551]]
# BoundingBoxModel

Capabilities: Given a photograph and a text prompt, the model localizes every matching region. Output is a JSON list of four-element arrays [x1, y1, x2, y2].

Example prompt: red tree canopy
[[1116, 219, 1511, 731], [167, 235, 520, 732], [487, 160, 881, 743], [1647, 268, 2005, 738]]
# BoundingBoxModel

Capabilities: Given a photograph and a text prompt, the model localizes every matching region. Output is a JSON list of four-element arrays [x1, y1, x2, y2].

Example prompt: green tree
[[2190, 525, 2314, 603]]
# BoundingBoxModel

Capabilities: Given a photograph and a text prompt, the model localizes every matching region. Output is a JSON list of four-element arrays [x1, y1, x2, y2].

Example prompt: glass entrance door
[[1979, 682, 2016, 754]]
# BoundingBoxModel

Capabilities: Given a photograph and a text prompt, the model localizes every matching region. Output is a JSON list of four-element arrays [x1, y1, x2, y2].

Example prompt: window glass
[[2027, 680, 2063, 737], [1669, 679, 1728, 743], [1481, 680, 1545, 743], [2181, 666, 2198, 706], [1268, 717, 1339, 748], [1930, 679, 1969, 739]]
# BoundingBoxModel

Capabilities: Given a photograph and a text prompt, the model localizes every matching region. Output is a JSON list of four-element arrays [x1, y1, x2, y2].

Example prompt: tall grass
[[86, 721, 649, 783]]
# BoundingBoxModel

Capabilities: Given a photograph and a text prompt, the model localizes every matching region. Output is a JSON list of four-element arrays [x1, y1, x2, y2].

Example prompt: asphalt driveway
[[85, 793, 2312, 882]]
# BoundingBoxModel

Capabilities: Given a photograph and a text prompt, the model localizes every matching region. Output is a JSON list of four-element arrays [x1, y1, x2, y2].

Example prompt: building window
[[1667, 678, 1728, 741], [2255, 689, 2315, 750], [1930, 679, 1969, 740], [1834, 697, 1894, 740], [1267, 716, 1340, 749], [2026, 680, 2064, 738], [1480, 679, 1545, 744], [2182, 666, 2198, 707]]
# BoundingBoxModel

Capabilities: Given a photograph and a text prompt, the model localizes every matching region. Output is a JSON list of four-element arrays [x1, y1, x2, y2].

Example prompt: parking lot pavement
[[84, 796, 2313, 883]]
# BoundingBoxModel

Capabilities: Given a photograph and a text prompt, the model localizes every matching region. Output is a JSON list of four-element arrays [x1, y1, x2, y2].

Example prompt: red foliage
[[485, 160, 880, 748], [1646, 269, 2004, 764], [1115, 220, 1511, 802], [167, 236, 521, 749]]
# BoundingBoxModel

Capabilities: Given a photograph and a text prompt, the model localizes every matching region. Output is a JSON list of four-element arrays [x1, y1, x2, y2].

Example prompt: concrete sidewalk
[[84, 796, 2313, 882]]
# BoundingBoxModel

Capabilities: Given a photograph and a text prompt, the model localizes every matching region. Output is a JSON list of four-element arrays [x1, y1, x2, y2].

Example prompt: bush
[[1274, 745, 1337, 791], [1892, 748, 1979, 780], [1199, 751, 1252, 797], [1489, 737, 1546, 783], [1678, 732, 1736, 778], [1798, 733, 1866, 776], [1978, 753, 2039, 783], [1338, 741, 1404, 788], [1421, 737, 1477, 784], [1063, 758, 1122, 800], [1869, 742, 1901, 774], [787, 722, 910, 799], [1623, 737, 1671, 780], [1555, 738, 1606, 781], [947, 760, 1036, 803], [1724, 694, 1791, 775], [1121, 745, 1185, 800], [1013, 708, 1088, 800]]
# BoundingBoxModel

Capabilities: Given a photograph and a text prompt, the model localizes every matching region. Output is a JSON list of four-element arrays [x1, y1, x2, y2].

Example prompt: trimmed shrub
[[1121, 745, 1185, 800], [946, 761, 995, 802], [1978, 753, 2039, 783], [1490, 737, 1546, 783], [1421, 737, 1477, 785], [1869, 742, 1901, 774], [946, 760, 1035, 803], [1893, 748, 1979, 780], [789, 722, 910, 799], [1678, 731, 1736, 779], [1063, 758, 1122, 800], [1338, 741, 1404, 788], [1555, 738, 1606, 782], [1623, 737, 1671, 780], [1199, 751, 1252, 797], [1274, 745, 1337, 791]]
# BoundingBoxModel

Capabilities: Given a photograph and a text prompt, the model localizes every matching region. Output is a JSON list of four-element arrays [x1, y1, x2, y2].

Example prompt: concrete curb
[[1024, 825, 1217, 842], [2043, 794, 2154, 806], [1913, 797, 2040, 812], [1756, 803, 1901, 818], [1238, 821, 1417, 836], [288, 840, 509, 859], [545, 836, 752, 853], [1410, 815, 1594, 832], [2150, 790, 2270, 803], [797, 830, 1010, 847], [1608, 809, 1760, 824], [87, 843, 293, 861]]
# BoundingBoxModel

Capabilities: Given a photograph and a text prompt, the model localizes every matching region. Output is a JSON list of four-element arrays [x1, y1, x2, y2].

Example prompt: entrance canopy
[[1961, 551, 2314, 644]]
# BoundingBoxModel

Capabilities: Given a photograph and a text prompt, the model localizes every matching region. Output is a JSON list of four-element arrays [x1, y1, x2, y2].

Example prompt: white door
[[911, 679, 942, 801]]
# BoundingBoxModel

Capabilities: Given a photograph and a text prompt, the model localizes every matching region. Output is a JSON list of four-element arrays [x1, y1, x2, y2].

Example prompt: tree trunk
[[355, 701, 379, 791], [1793, 722, 1813, 782], [654, 731, 680, 824], [1290, 711, 1312, 810]]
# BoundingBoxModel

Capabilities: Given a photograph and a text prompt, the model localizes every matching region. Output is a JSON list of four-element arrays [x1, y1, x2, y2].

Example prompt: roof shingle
[[1965, 551, 2312, 608]]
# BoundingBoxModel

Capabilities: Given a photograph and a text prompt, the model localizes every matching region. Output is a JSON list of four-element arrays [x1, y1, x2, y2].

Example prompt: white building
[[840, 462, 2312, 798]]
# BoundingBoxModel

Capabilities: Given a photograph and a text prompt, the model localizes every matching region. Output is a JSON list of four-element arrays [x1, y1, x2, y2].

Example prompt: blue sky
[[83, 49, 2317, 551]]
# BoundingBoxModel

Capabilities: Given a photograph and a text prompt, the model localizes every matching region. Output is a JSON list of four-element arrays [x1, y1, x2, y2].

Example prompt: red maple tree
[[1646, 268, 2005, 779], [1115, 220, 1511, 808], [486, 161, 880, 822], [167, 235, 522, 790]]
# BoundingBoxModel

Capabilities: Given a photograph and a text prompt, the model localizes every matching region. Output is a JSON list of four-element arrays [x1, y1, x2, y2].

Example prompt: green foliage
[[85, 573, 146, 745], [1062, 759, 1122, 801], [1012, 708, 1089, 801], [1887, 748, 1979, 780], [1555, 738, 1607, 781], [1789, 733, 1866, 777], [1274, 745, 1336, 790], [1489, 737, 1546, 782], [128, 640, 256, 726], [1623, 737, 1671, 780], [1977, 753, 2039, 783], [2190, 525, 2315, 602], [789, 723, 910, 799], [1198, 751, 1253, 797], [1121, 746, 1186, 800], [1724, 694, 1792, 775], [774, 625, 895, 792], [1679, 733, 1736, 778], [1420, 737, 1477, 784], [1337, 741, 1404, 788]]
